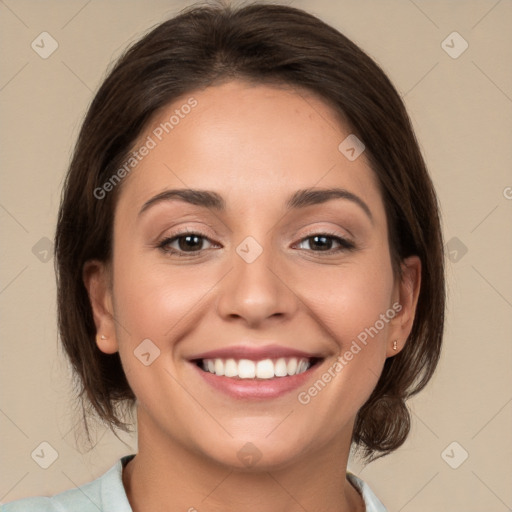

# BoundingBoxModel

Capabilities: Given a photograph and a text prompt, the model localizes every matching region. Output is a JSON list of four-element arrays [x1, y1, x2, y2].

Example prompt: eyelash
[[156, 230, 356, 257]]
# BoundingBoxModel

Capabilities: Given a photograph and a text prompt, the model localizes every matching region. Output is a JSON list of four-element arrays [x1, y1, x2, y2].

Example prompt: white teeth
[[214, 359, 224, 376], [256, 359, 274, 379], [238, 359, 255, 379], [201, 357, 313, 379], [274, 358, 288, 377], [287, 358, 298, 376], [224, 358, 238, 377]]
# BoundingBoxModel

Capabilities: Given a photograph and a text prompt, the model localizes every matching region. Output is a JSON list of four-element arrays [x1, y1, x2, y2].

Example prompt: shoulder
[[2, 487, 101, 512], [2, 454, 135, 512], [1, 496, 58, 512], [346, 471, 388, 512]]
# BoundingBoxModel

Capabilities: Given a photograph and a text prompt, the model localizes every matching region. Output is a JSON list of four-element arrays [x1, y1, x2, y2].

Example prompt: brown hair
[[55, 0, 444, 463]]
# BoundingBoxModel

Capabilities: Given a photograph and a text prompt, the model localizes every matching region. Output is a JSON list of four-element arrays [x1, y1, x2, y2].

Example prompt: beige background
[[1, 0, 511, 510]]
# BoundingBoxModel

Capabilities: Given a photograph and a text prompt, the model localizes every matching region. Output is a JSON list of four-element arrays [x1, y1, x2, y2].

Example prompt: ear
[[82, 259, 119, 354], [386, 255, 421, 357]]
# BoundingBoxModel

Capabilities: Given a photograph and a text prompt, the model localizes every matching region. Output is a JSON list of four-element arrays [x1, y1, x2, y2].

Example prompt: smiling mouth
[[194, 357, 323, 379]]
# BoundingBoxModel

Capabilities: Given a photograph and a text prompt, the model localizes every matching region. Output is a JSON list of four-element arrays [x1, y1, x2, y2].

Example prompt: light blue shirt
[[2, 454, 387, 511]]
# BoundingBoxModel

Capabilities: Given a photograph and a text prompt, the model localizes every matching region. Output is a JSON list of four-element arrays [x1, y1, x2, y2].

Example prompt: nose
[[216, 246, 299, 328]]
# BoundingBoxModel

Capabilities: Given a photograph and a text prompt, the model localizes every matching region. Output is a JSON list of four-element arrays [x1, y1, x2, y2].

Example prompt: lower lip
[[192, 362, 321, 400]]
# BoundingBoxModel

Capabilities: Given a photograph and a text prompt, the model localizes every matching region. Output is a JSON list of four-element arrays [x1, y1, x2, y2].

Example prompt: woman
[[4, 1, 444, 511]]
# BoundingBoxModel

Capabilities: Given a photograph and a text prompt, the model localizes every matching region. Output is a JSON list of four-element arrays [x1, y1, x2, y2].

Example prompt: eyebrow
[[286, 187, 373, 222], [139, 189, 225, 217], [138, 187, 373, 222]]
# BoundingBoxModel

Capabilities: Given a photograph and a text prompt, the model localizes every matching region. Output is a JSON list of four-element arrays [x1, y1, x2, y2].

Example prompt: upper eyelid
[[162, 220, 353, 237], [296, 226, 353, 240], [160, 228, 351, 240], [154, 212, 357, 237]]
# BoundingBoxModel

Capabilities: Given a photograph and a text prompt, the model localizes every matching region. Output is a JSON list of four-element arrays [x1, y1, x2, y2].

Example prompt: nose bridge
[[216, 237, 297, 325]]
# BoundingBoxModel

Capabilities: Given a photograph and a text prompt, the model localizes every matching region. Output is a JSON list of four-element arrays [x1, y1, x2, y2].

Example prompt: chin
[[197, 433, 312, 473]]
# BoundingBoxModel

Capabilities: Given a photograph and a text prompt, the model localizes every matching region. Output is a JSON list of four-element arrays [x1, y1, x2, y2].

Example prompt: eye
[[158, 232, 218, 255], [295, 233, 355, 252]]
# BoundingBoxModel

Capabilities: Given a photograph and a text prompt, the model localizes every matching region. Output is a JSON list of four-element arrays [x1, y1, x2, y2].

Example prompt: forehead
[[115, 80, 385, 222]]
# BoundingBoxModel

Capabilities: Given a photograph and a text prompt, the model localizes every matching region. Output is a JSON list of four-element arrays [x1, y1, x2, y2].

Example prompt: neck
[[122, 407, 364, 512]]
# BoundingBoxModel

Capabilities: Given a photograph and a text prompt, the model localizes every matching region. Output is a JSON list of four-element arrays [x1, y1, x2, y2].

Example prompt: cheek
[[110, 252, 220, 408], [111, 243, 227, 348], [293, 258, 395, 345], [291, 255, 395, 403], [294, 268, 394, 422]]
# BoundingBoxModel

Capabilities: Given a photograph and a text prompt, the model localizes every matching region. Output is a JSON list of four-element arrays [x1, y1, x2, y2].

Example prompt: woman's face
[[87, 80, 419, 470]]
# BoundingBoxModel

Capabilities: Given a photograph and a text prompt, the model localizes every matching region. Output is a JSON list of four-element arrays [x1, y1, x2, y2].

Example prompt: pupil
[[179, 235, 202, 251], [312, 235, 331, 250]]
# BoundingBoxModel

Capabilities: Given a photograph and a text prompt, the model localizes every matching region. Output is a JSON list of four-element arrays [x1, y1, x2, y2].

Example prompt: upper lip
[[188, 344, 324, 361]]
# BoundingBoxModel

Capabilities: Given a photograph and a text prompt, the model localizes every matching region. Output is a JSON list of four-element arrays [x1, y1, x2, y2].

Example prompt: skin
[[84, 80, 421, 512]]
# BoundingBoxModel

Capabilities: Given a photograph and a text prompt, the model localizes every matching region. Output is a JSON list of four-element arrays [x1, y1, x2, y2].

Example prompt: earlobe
[[83, 260, 119, 354], [95, 333, 117, 354], [387, 255, 422, 357]]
